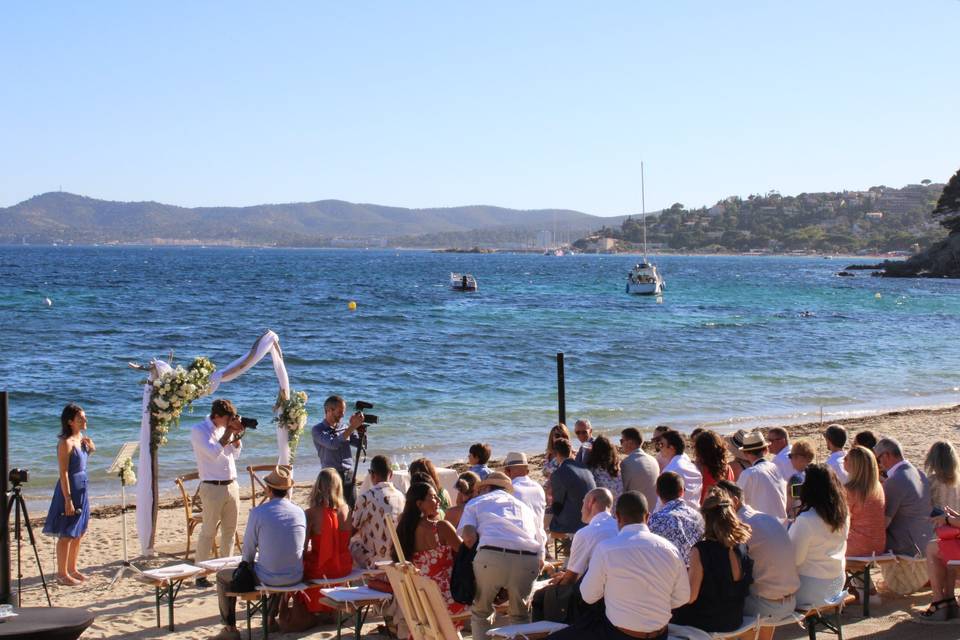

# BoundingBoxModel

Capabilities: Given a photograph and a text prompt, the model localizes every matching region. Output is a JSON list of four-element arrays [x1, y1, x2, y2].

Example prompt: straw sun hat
[[479, 471, 514, 493], [738, 432, 769, 452], [502, 451, 529, 470], [263, 465, 294, 490]]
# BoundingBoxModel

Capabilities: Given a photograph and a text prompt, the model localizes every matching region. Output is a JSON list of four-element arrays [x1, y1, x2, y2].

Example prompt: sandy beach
[[8, 403, 960, 639]]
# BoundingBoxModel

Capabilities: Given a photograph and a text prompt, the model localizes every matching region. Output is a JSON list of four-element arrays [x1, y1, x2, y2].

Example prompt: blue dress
[[42, 444, 90, 538]]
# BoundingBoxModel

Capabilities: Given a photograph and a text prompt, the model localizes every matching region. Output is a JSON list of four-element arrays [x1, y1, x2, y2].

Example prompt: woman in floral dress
[[585, 435, 623, 499], [394, 482, 467, 627]]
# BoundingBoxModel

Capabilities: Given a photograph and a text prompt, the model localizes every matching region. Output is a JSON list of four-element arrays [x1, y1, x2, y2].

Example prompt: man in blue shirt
[[312, 395, 366, 507], [213, 465, 305, 640]]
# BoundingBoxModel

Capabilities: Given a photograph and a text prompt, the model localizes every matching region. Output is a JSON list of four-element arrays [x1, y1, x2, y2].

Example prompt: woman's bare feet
[[69, 570, 87, 582], [56, 573, 80, 586]]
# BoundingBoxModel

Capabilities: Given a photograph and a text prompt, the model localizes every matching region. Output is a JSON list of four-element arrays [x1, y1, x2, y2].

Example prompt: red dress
[[412, 522, 467, 623], [302, 507, 353, 613], [700, 465, 734, 504]]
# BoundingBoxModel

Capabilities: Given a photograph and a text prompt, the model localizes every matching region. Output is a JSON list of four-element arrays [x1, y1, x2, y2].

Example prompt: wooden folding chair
[[247, 465, 280, 508], [174, 472, 242, 560]]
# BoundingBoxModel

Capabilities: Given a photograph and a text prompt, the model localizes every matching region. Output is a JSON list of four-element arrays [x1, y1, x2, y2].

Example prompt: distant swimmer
[[43, 297, 53, 307]]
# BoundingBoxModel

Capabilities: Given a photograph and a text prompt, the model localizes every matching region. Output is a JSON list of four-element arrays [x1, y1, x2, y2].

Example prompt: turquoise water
[[2, 246, 959, 505]]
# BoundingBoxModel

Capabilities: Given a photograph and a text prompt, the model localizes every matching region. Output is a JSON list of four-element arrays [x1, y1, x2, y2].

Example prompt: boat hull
[[626, 281, 663, 295]]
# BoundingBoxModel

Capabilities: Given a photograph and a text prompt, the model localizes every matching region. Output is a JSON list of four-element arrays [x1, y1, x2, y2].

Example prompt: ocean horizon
[[2, 246, 959, 507]]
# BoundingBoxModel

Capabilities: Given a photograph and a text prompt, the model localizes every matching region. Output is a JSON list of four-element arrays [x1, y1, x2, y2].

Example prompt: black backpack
[[230, 560, 257, 593], [449, 540, 478, 605]]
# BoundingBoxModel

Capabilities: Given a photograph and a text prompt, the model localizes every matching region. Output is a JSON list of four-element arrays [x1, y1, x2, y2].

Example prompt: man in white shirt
[[504, 451, 547, 528], [459, 472, 546, 640], [736, 432, 787, 521], [548, 491, 689, 640], [823, 424, 849, 484], [656, 430, 702, 510], [191, 399, 245, 586], [767, 427, 794, 483]]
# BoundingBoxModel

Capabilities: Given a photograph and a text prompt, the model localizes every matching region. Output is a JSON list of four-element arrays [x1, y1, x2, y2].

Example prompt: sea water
[[2, 246, 959, 505]]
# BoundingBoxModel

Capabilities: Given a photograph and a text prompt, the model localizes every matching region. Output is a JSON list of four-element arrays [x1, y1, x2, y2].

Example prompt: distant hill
[[0, 192, 616, 247]]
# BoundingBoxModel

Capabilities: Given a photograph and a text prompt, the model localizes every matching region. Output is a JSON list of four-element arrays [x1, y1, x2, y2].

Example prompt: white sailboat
[[626, 162, 665, 296]]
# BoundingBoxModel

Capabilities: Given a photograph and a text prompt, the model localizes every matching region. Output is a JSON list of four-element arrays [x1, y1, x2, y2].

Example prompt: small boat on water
[[625, 162, 665, 296], [450, 273, 478, 291]]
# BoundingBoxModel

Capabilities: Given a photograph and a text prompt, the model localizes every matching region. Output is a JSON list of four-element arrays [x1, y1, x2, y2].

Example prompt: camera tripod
[[5, 483, 52, 607]]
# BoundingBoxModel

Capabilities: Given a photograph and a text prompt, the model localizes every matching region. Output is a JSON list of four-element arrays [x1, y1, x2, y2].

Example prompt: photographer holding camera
[[190, 398, 246, 586], [311, 395, 371, 508]]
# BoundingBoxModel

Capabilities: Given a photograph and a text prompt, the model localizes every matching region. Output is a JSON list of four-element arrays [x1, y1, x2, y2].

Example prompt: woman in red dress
[[394, 481, 467, 625], [694, 430, 734, 504], [302, 468, 353, 613]]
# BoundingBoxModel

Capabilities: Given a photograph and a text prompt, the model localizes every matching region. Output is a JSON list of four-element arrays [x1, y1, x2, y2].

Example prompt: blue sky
[[2, 2, 957, 216]]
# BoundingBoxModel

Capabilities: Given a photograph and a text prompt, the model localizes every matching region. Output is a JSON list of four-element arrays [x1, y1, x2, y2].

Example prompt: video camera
[[354, 401, 378, 425], [238, 416, 259, 430], [8, 468, 28, 485]]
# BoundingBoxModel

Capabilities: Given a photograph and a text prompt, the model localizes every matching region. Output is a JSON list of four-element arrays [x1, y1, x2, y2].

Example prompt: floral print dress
[[412, 522, 467, 624]]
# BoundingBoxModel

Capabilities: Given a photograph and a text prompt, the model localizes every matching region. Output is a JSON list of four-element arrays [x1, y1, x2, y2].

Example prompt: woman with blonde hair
[[443, 471, 481, 528], [843, 446, 885, 557], [785, 439, 816, 520], [302, 468, 352, 613], [925, 441, 960, 512], [671, 491, 753, 632], [543, 423, 571, 480]]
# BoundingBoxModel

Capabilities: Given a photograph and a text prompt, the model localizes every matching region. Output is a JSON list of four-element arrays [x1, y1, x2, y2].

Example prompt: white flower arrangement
[[274, 390, 309, 463], [119, 457, 137, 486], [148, 356, 216, 449]]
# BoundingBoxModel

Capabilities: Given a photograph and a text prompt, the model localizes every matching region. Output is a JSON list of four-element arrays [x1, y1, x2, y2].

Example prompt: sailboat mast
[[641, 161, 648, 263]]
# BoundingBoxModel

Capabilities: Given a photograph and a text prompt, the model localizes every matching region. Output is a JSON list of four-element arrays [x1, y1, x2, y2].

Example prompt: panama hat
[[739, 431, 769, 452], [503, 451, 529, 470], [263, 465, 295, 490], [479, 471, 514, 494]]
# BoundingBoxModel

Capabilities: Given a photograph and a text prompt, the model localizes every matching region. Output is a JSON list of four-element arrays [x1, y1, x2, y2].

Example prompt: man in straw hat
[[459, 471, 547, 640], [735, 431, 787, 521], [503, 451, 547, 527], [213, 465, 305, 640]]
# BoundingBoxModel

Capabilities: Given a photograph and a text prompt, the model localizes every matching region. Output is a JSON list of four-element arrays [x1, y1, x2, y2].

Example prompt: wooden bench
[[668, 616, 759, 640], [757, 591, 853, 640], [844, 552, 896, 617], [227, 582, 315, 640], [132, 563, 205, 631], [319, 585, 394, 640]]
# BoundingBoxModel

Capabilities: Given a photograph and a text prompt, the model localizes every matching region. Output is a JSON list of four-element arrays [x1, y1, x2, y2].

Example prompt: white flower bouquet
[[119, 457, 137, 486], [148, 356, 216, 449], [274, 390, 309, 463]]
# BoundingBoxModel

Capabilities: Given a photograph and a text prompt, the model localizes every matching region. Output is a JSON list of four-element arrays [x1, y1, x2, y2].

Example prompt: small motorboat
[[450, 273, 478, 291]]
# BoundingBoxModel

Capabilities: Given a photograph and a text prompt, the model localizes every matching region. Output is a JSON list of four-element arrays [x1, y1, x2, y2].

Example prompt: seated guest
[[714, 480, 800, 626], [395, 483, 467, 623], [652, 425, 671, 471], [671, 492, 753, 632], [573, 419, 596, 465], [925, 440, 960, 512], [468, 442, 493, 480], [619, 427, 659, 510], [874, 437, 933, 556], [534, 488, 617, 623], [923, 505, 960, 620], [504, 451, 547, 527], [302, 468, 352, 614], [443, 471, 480, 529], [648, 472, 704, 565], [350, 455, 405, 569], [409, 457, 452, 510], [785, 439, 815, 520], [736, 432, 787, 521], [585, 435, 624, 499], [823, 424, 849, 484], [843, 446, 886, 557], [213, 466, 304, 640], [854, 430, 878, 451], [543, 423, 572, 482], [550, 438, 597, 534], [459, 472, 546, 640], [694, 430, 734, 504], [658, 429, 703, 510], [546, 491, 689, 640], [767, 427, 794, 483], [789, 464, 849, 607]]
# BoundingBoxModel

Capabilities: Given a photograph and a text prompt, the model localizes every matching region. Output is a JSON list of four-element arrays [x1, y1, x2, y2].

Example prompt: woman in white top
[[925, 441, 960, 512], [788, 463, 849, 608]]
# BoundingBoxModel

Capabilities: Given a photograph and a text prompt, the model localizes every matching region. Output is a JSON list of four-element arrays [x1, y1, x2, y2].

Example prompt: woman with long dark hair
[[789, 464, 849, 607], [42, 403, 95, 585], [394, 483, 466, 623], [694, 431, 734, 504], [585, 435, 623, 499]]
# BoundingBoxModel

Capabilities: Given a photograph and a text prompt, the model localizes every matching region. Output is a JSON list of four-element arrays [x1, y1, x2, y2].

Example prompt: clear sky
[[2, 2, 958, 216]]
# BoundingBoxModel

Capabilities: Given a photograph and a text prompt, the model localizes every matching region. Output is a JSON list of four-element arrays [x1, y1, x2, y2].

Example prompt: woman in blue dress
[[43, 403, 95, 585]]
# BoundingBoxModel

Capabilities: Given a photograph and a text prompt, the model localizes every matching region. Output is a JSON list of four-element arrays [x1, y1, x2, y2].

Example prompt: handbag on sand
[[278, 593, 316, 633]]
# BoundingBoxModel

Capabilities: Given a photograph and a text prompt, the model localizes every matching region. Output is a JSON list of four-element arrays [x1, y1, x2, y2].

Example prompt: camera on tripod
[[353, 401, 378, 424], [8, 468, 28, 486]]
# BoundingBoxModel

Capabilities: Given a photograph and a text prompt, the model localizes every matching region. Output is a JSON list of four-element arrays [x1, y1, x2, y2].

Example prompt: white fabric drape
[[134, 330, 292, 556]]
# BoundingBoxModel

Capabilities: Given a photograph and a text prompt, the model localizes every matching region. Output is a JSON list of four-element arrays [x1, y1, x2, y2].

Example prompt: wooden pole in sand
[[557, 352, 566, 425], [0, 391, 10, 604]]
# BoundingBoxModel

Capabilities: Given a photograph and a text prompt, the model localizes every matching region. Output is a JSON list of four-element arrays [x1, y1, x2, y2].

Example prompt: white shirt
[[191, 417, 242, 481], [567, 511, 619, 576], [826, 450, 849, 484], [458, 489, 546, 556], [737, 459, 787, 520], [657, 454, 702, 511], [581, 523, 689, 633], [788, 510, 849, 580], [511, 475, 547, 529], [886, 459, 907, 478], [773, 447, 794, 485]]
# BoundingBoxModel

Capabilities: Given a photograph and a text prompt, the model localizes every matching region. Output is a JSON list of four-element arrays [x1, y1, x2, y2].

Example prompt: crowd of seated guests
[[206, 417, 960, 640]]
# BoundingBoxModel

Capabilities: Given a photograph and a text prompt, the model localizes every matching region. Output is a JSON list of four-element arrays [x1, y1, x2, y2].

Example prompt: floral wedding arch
[[133, 330, 309, 555]]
